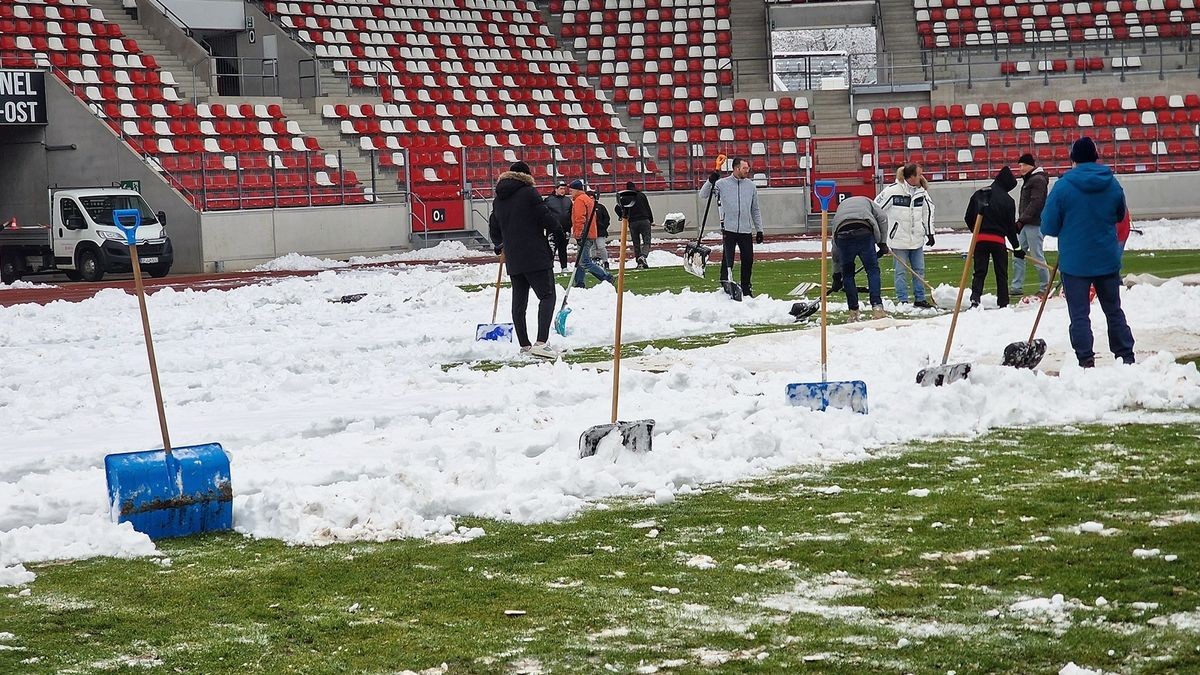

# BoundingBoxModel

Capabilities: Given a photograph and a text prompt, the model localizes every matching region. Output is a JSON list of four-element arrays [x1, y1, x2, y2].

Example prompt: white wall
[[157, 0, 244, 31], [200, 203, 410, 271]]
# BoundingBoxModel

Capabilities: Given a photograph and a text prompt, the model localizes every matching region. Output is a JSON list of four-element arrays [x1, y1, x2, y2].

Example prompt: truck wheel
[[1, 250, 21, 284], [77, 248, 104, 282], [145, 263, 171, 278]]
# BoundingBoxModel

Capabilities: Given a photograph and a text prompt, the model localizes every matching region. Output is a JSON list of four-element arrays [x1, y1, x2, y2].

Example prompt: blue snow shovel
[[555, 201, 599, 337], [786, 180, 868, 413], [103, 209, 232, 539], [476, 253, 514, 341]]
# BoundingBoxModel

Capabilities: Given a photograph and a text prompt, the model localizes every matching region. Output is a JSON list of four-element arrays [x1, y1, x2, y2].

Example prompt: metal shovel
[[580, 190, 654, 458], [683, 154, 726, 279], [476, 253, 514, 341], [1003, 260, 1060, 369], [103, 209, 232, 539], [786, 180, 868, 413], [916, 210, 986, 387]]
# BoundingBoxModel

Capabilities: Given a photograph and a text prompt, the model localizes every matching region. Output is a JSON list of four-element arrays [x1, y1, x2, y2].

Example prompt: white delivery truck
[[0, 186, 172, 284]]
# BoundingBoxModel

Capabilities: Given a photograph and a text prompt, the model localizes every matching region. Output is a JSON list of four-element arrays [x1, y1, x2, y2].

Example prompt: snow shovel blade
[[553, 306, 571, 337], [720, 280, 743, 301], [785, 381, 868, 414], [789, 301, 818, 321], [104, 442, 232, 540], [579, 419, 655, 458], [476, 323, 515, 341], [1003, 339, 1047, 369], [683, 243, 710, 278], [915, 362, 972, 387]]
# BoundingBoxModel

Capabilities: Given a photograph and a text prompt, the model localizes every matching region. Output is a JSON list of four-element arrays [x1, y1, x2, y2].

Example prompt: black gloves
[[493, 245, 503, 255], [708, 171, 720, 185], [926, 234, 935, 247], [1013, 248, 1027, 259], [755, 231, 764, 245], [877, 242, 889, 258]]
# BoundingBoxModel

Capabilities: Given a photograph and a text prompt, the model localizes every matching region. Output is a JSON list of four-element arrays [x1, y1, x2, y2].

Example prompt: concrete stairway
[[87, 0, 213, 101], [729, 0, 772, 92], [278, 100, 393, 196], [809, 89, 854, 137], [878, 0, 928, 84]]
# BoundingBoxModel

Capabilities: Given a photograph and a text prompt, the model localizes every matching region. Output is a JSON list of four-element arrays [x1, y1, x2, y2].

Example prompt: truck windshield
[[80, 195, 159, 226]]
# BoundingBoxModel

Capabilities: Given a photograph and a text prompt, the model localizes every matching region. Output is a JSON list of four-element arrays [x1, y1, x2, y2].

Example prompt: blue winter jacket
[[1040, 162, 1126, 276]]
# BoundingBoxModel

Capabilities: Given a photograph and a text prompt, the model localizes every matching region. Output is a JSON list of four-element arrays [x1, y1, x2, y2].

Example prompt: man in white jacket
[[875, 164, 936, 308]]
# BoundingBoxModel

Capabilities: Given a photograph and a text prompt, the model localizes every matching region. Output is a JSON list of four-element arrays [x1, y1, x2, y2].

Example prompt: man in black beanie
[[488, 161, 567, 359], [1012, 152, 1050, 296], [614, 180, 656, 268], [1041, 136, 1136, 368]]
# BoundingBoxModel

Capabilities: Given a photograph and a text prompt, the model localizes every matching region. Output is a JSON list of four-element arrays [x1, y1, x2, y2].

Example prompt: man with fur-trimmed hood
[[488, 161, 567, 359], [875, 163, 936, 308]]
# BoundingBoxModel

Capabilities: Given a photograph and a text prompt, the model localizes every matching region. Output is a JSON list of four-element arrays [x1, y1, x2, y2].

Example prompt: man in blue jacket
[[1040, 137, 1135, 368]]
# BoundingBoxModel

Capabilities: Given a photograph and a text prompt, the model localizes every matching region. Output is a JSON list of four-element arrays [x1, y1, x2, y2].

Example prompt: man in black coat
[[964, 165, 1024, 308], [488, 161, 567, 358], [543, 180, 572, 270], [614, 180, 655, 268], [1012, 152, 1051, 296]]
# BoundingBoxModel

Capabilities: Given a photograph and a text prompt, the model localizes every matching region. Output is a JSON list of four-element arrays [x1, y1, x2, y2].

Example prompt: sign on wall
[[0, 70, 47, 125]]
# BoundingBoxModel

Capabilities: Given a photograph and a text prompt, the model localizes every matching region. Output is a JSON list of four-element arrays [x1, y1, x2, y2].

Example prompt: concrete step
[[88, 0, 213, 100]]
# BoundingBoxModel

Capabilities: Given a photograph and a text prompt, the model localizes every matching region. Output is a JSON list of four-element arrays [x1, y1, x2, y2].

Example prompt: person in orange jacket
[[568, 179, 615, 288]]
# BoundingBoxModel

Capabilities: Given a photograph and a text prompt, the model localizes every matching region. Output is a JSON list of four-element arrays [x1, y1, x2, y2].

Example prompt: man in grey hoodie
[[1012, 152, 1051, 296], [831, 195, 889, 321], [698, 158, 764, 297]]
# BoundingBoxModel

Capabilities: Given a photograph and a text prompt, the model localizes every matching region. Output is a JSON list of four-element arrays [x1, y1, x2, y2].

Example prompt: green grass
[[4, 420, 1199, 673], [466, 250, 1200, 300], [454, 251, 1200, 371]]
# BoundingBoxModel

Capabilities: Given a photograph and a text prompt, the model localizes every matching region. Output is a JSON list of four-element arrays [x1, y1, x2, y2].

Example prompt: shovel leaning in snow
[[786, 180, 868, 414], [476, 253, 514, 341], [554, 202, 599, 337], [1003, 260, 1060, 369], [891, 253, 942, 308], [103, 209, 232, 540], [580, 190, 655, 457], [915, 209, 986, 387], [683, 153, 727, 281]]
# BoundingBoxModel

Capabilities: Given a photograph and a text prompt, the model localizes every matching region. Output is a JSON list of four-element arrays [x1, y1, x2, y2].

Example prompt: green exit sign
[[119, 180, 141, 192]]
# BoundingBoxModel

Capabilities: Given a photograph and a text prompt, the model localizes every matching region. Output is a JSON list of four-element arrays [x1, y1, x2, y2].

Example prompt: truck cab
[[52, 188, 173, 282], [0, 187, 174, 284]]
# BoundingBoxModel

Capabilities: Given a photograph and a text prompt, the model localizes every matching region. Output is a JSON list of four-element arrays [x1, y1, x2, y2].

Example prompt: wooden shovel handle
[[941, 213, 985, 366], [611, 216, 631, 424], [1027, 261, 1060, 345], [128, 244, 172, 455], [819, 207, 829, 382], [491, 253, 505, 323]]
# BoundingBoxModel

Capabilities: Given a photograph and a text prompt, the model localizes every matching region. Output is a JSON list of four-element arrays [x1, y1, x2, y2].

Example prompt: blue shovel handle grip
[[112, 209, 141, 245], [813, 180, 837, 212]]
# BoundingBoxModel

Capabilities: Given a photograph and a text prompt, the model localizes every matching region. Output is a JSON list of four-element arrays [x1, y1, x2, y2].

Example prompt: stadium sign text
[[0, 70, 48, 125]]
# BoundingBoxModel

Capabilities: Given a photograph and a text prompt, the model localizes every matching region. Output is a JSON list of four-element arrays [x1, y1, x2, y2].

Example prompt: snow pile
[[0, 280, 56, 291], [2, 255, 1200, 584], [252, 252, 350, 272], [1124, 218, 1200, 251], [1059, 663, 1105, 675], [350, 241, 481, 264]]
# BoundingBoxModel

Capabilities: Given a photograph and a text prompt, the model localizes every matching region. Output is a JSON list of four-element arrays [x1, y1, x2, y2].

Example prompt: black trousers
[[721, 230, 754, 292], [629, 219, 653, 259], [510, 268, 556, 346], [970, 241, 1011, 307]]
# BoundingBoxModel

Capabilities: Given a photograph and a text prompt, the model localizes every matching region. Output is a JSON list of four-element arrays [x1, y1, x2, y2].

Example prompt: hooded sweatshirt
[[875, 170, 935, 249], [488, 171, 564, 275], [1041, 162, 1126, 276], [698, 175, 763, 234], [964, 165, 1020, 249]]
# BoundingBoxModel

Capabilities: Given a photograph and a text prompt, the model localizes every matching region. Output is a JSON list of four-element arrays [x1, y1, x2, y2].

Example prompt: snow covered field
[[2, 227, 1199, 587]]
